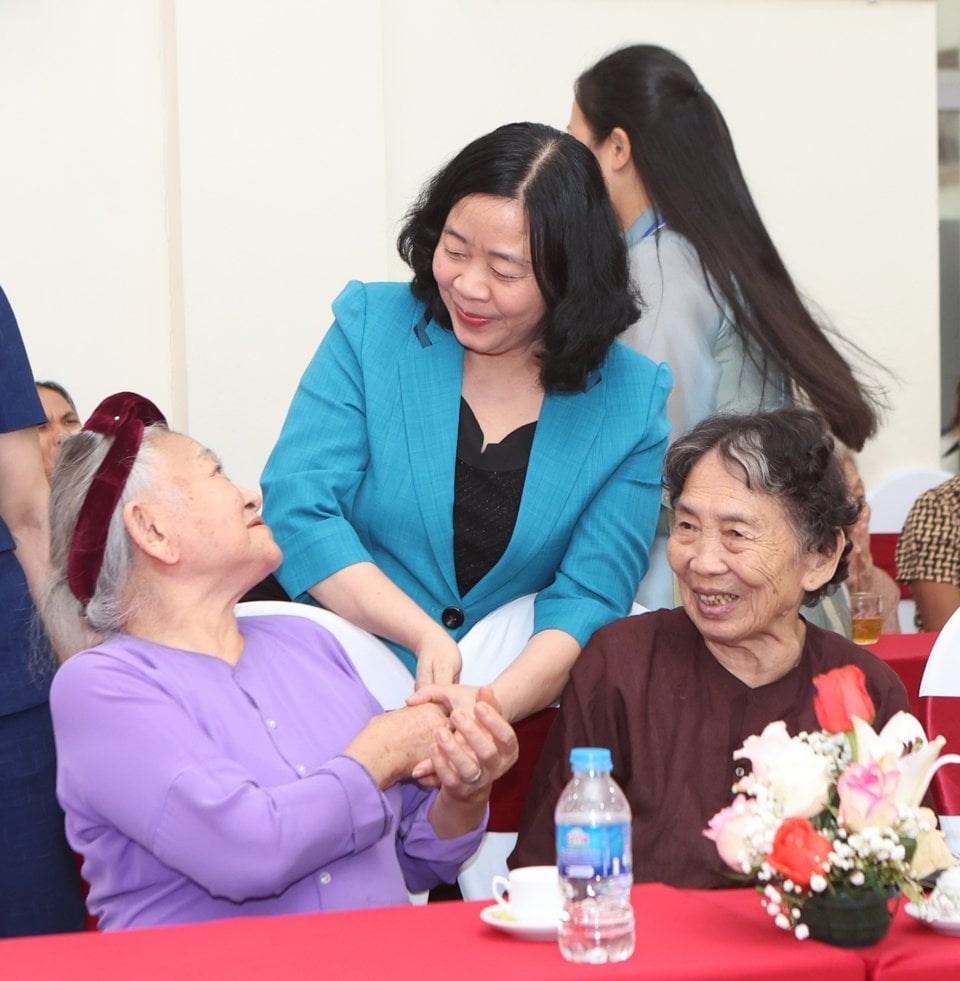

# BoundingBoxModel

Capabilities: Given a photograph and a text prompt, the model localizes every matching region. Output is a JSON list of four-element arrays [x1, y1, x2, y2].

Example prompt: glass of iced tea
[[851, 591, 882, 645]]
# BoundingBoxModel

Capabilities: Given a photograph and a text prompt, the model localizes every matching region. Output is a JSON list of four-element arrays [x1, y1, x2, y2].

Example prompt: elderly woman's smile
[[667, 449, 835, 661], [512, 409, 912, 889]]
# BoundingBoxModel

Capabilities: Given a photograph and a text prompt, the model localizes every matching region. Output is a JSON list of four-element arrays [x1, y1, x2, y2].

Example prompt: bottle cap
[[569, 746, 612, 772]]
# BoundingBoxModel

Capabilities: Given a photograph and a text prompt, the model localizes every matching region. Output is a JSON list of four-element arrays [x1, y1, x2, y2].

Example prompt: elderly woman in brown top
[[511, 409, 909, 888]]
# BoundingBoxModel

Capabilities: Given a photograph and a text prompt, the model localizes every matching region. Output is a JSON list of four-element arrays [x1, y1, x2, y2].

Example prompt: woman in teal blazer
[[262, 123, 670, 724]]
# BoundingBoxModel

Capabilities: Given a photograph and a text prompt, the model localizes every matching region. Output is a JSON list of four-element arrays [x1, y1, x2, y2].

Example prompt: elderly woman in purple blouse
[[42, 393, 517, 930]]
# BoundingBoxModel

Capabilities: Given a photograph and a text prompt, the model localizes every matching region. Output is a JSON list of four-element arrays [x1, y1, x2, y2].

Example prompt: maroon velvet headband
[[67, 392, 168, 606]]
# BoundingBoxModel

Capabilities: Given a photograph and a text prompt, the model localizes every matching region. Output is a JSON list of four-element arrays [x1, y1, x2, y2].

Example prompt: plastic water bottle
[[555, 746, 635, 963]]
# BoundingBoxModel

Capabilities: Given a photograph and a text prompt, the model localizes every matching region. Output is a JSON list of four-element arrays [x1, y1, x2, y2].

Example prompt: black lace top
[[453, 398, 537, 596]]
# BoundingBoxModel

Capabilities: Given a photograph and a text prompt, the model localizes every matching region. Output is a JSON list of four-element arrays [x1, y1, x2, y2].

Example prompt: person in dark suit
[[0, 285, 86, 936]]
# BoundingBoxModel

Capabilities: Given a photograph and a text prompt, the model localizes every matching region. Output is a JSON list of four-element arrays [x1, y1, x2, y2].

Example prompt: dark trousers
[[0, 701, 87, 937]]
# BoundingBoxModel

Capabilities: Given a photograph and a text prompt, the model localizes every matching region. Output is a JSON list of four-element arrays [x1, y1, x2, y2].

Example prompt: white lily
[[734, 721, 832, 818], [851, 712, 960, 808], [852, 712, 925, 766]]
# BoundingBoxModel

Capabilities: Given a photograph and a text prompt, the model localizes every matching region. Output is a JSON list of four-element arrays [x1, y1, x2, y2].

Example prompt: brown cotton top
[[510, 607, 910, 889]]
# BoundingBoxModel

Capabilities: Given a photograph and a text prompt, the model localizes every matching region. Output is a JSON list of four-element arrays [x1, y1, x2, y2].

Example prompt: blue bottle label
[[556, 821, 632, 878]]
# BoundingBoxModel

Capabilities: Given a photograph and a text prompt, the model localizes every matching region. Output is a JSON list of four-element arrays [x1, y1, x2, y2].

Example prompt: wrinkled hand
[[414, 634, 463, 688], [429, 687, 518, 803], [343, 701, 451, 788], [406, 683, 479, 716], [407, 684, 481, 782]]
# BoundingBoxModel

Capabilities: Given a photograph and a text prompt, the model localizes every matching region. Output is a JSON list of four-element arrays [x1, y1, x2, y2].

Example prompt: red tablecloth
[[865, 632, 936, 719], [0, 883, 899, 981], [5, 883, 959, 979], [698, 888, 960, 979], [859, 910, 960, 981]]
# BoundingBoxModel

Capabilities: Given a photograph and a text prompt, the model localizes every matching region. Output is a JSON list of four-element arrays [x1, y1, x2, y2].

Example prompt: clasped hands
[[344, 686, 517, 802], [407, 633, 520, 787]]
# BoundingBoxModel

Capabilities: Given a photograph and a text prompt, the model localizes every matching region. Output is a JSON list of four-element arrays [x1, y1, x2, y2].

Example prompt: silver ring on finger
[[466, 768, 483, 784]]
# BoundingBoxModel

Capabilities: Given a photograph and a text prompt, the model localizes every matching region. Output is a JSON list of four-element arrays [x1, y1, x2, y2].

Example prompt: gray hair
[[41, 427, 164, 659], [663, 409, 861, 607]]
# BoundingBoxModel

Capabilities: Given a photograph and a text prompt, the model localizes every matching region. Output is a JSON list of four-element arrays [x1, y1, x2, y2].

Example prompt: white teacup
[[491, 865, 562, 925]]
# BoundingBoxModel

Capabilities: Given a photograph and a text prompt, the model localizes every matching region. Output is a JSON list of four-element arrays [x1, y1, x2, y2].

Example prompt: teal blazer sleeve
[[262, 280, 671, 670]]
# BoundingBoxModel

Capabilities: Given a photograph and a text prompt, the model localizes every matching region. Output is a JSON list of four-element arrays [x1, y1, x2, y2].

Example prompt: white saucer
[[905, 902, 960, 937], [480, 904, 558, 941]]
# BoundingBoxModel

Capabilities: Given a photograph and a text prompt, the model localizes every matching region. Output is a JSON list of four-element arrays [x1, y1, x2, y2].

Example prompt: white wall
[[939, 0, 960, 220], [174, 0, 389, 489], [0, 0, 179, 419], [0, 0, 939, 490]]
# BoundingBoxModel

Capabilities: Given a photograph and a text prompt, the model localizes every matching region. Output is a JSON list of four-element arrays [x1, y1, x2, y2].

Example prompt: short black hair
[[397, 121, 638, 392]]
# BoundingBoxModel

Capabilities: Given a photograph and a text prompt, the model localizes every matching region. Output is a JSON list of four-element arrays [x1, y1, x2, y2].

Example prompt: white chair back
[[920, 606, 960, 698], [919, 608, 960, 855], [234, 600, 414, 710], [868, 468, 953, 533]]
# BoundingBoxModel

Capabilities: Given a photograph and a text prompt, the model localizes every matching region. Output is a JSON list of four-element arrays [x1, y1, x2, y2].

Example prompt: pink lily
[[851, 712, 960, 807]]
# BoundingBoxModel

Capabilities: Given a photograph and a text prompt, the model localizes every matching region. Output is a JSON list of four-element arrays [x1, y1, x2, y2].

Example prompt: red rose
[[768, 818, 832, 889], [812, 665, 876, 733]]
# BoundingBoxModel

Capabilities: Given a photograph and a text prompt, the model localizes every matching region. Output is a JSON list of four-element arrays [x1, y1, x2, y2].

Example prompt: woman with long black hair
[[569, 44, 881, 612]]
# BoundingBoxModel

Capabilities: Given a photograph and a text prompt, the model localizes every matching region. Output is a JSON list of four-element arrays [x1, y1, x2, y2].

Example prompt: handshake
[[343, 685, 519, 804]]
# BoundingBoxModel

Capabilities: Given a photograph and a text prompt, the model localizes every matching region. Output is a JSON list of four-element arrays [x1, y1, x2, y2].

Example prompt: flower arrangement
[[704, 665, 960, 941]]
